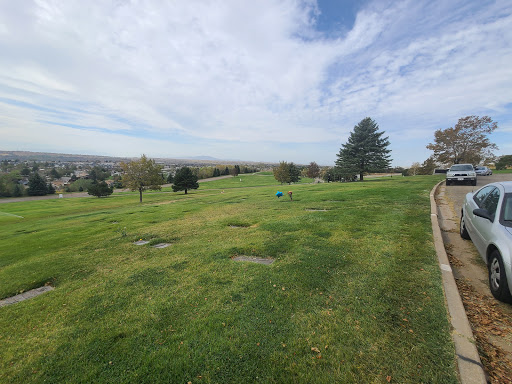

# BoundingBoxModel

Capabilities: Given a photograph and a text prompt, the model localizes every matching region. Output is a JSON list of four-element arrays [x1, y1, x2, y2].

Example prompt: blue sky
[[0, 0, 511, 166]]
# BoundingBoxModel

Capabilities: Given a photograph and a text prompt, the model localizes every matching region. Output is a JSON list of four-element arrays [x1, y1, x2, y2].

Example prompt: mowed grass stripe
[[0, 174, 456, 383]]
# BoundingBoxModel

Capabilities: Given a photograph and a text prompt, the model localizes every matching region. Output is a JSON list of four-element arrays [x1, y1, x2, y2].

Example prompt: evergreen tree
[[28, 173, 48, 196], [335, 117, 391, 181], [12, 183, 24, 197], [87, 181, 114, 198], [47, 183, 56, 194], [20, 167, 31, 176], [49, 168, 60, 180], [172, 167, 199, 194], [167, 173, 174, 183]]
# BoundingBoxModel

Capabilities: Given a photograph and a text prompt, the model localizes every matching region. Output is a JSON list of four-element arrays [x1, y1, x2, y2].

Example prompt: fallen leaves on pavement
[[455, 278, 512, 384]]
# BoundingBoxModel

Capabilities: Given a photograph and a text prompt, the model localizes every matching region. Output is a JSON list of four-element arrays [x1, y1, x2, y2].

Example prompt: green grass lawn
[[0, 174, 457, 383]]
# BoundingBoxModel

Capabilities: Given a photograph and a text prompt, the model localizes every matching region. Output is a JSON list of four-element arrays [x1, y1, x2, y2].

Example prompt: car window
[[501, 194, 512, 227], [473, 186, 496, 207], [450, 165, 473, 171], [481, 188, 500, 219]]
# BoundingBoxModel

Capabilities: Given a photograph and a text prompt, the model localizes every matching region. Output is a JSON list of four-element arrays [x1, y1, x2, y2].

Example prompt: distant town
[[0, 150, 272, 197]]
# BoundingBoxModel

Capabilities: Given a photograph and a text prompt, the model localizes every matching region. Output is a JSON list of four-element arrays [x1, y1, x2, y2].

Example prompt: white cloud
[[0, 0, 511, 166]]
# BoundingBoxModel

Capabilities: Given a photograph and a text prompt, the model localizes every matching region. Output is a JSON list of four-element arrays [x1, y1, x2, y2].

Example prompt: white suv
[[446, 164, 477, 186]]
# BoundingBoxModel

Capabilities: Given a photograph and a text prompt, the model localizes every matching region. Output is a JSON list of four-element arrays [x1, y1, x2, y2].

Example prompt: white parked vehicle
[[460, 181, 512, 303], [446, 164, 477, 186]]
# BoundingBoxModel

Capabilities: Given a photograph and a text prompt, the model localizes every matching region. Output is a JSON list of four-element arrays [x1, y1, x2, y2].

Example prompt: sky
[[0, 0, 511, 167]]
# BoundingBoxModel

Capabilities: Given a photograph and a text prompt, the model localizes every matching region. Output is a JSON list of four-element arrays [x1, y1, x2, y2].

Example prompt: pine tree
[[87, 181, 113, 198], [335, 117, 391, 181], [47, 183, 56, 194], [27, 173, 48, 196], [172, 167, 199, 194]]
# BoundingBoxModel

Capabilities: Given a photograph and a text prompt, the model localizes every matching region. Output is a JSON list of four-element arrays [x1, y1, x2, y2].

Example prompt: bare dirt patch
[[436, 174, 512, 383]]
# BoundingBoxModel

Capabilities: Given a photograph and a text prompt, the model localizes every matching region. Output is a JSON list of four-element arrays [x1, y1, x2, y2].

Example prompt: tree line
[[272, 117, 392, 184], [272, 114, 506, 184]]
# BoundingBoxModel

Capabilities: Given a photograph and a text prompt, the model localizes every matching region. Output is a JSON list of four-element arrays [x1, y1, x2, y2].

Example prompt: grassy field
[[0, 174, 457, 383]]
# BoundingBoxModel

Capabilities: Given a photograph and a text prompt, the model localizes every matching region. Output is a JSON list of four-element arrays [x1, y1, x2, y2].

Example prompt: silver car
[[446, 164, 477, 186], [475, 166, 492, 176], [460, 181, 512, 303]]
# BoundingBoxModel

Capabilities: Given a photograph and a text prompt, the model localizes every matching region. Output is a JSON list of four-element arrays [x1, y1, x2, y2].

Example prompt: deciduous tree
[[121, 155, 163, 203], [496, 155, 512, 170], [172, 167, 199, 194], [418, 156, 437, 175], [89, 166, 110, 182], [426, 115, 498, 165], [335, 117, 391, 181], [307, 162, 320, 179], [273, 161, 301, 184], [409, 162, 421, 176]]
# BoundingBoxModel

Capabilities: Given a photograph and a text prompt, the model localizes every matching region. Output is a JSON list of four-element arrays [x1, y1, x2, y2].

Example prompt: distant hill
[[0, 150, 273, 167], [187, 155, 220, 161], [0, 150, 131, 163]]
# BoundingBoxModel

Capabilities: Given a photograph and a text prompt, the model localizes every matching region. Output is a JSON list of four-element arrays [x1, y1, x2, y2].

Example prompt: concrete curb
[[430, 181, 487, 384]]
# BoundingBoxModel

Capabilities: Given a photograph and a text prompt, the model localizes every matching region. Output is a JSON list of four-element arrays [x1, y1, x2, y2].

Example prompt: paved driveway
[[435, 172, 512, 383]]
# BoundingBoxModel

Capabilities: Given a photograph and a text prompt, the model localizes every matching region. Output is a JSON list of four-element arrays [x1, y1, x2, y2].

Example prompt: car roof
[[500, 181, 512, 193]]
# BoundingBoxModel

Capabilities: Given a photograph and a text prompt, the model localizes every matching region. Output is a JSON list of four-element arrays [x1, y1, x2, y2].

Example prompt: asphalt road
[[436, 172, 512, 382], [442, 172, 512, 211]]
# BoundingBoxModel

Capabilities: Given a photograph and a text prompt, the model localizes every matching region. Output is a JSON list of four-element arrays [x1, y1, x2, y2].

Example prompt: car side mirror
[[473, 208, 493, 222]]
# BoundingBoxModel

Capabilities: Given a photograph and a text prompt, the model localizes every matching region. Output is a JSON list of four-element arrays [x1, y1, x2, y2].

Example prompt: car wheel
[[460, 215, 470, 240], [488, 251, 512, 303], [472, 180, 477, 186], [446, 180, 451, 186]]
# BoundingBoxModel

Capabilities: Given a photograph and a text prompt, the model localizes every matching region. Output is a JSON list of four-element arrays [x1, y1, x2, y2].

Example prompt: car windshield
[[475, 167, 483, 170], [450, 165, 473, 171]]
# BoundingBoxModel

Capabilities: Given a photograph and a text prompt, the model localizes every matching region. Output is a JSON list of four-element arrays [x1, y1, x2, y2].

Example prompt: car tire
[[446, 180, 451, 186], [488, 251, 512, 303], [460, 215, 470, 240], [472, 180, 477, 186]]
